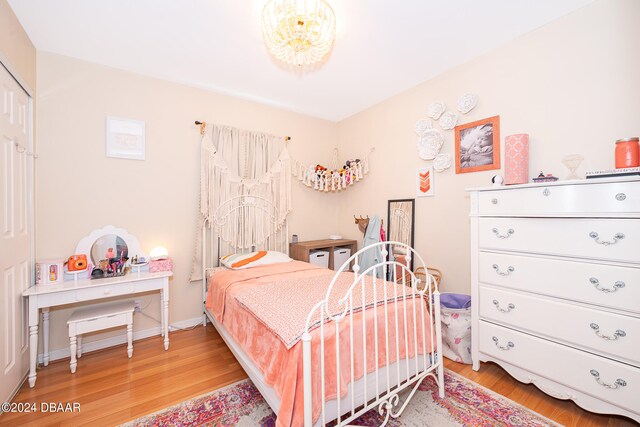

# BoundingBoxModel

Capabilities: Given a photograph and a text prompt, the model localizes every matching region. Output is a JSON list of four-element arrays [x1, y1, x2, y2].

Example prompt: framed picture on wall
[[106, 116, 146, 160], [454, 115, 500, 174], [416, 166, 434, 197]]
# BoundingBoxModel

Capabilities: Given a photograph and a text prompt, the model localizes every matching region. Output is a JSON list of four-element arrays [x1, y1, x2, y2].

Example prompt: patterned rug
[[121, 369, 559, 427]]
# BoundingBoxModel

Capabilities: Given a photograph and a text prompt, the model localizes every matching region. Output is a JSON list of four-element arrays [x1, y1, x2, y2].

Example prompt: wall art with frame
[[416, 166, 434, 197], [106, 116, 146, 160], [454, 115, 500, 174]]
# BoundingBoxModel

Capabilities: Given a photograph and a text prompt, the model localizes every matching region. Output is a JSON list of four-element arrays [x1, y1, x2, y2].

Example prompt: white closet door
[[0, 63, 32, 402]]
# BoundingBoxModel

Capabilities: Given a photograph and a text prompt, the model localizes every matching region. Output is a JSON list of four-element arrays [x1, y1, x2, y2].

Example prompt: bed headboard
[[202, 195, 289, 273]]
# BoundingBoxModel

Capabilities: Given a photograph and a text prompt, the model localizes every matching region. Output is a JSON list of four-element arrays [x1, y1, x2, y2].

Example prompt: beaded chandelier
[[261, 0, 336, 66]]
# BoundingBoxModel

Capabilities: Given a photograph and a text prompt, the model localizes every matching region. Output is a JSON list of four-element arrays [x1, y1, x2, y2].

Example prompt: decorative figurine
[[532, 171, 559, 183]]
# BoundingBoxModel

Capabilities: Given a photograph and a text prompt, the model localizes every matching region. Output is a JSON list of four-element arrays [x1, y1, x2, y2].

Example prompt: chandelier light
[[261, 0, 336, 66]]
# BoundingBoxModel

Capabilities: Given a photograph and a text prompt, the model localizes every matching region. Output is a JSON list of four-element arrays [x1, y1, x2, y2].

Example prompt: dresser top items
[[467, 175, 640, 192]]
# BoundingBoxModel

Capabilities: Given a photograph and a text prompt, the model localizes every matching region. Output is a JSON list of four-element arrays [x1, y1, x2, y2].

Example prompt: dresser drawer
[[479, 321, 640, 413], [477, 180, 640, 216], [478, 218, 640, 264], [479, 287, 640, 366], [478, 252, 640, 314], [75, 284, 135, 301]]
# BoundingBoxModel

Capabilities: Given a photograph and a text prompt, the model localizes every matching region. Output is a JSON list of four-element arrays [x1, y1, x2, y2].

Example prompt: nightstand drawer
[[480, 286, 640, 366], [479, 321, 640, 413], [478, 252, 640, 314], [477, 181, 640, 216], [478, 218, 640, 263]]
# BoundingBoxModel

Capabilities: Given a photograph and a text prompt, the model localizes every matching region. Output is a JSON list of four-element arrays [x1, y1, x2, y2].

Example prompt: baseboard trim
[[37, 317, 203, 364]]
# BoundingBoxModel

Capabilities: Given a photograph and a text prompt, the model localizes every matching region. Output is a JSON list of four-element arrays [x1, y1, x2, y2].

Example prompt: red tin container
[[615, 137, 639, 168]]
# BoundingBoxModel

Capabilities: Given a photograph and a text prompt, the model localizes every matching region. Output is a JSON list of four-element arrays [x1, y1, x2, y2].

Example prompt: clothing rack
[[194, 120, 291, 141]]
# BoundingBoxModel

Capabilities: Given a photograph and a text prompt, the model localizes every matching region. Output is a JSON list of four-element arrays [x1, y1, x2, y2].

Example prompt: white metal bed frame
[[201, 195, 444, 426]]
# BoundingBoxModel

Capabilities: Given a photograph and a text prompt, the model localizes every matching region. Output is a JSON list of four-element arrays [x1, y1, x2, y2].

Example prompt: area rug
[[121, 369, 559, 427]]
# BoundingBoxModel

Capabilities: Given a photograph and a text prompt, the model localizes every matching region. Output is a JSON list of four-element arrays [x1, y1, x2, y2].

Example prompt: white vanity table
[[23, 226, 172, 388]]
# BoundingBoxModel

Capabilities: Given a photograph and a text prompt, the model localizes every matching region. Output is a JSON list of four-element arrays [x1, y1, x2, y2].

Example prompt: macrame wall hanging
[[189, 121, 291, 281], [292, 147, 374, 192]]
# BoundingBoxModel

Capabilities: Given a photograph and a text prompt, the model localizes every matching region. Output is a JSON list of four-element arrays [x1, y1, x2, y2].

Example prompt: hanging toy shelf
[[292, 147, 374, 192]]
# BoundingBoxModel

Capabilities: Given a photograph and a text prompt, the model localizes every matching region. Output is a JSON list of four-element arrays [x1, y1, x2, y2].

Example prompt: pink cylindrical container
[[505, 134, 529, 185]]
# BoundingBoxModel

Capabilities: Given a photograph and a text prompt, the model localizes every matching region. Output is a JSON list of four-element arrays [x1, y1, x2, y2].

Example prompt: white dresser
[[468, 177, 640, 423]]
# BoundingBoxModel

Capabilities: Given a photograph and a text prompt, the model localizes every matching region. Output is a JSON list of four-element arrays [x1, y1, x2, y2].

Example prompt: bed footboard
[[302, 241, 444, 427]]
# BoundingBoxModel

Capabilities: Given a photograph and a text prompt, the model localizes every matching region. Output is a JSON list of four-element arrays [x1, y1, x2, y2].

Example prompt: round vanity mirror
[[75, 226, 145, 278], [90, 234, 128, 265]]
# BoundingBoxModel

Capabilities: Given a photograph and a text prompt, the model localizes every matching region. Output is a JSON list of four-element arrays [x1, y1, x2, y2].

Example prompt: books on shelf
[[585, 167, 640, 179]]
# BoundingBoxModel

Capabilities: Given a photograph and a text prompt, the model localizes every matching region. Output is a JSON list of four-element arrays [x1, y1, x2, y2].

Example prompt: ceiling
[[8, 0, 593, 122]]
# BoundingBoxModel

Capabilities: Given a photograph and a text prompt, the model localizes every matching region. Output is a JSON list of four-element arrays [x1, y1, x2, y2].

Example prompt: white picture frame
[[106, 116, 146, 160], [416, 166, 434, 197]]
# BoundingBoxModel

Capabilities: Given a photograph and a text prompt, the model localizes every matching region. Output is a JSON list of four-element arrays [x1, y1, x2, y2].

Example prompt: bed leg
[[202, 313, 207, 326], [434, 290, 445, 398], [302, 332, 312, 427]]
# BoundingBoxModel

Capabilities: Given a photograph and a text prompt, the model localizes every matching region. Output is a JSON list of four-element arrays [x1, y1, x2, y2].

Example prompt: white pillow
[[220, 250, 292, 270]]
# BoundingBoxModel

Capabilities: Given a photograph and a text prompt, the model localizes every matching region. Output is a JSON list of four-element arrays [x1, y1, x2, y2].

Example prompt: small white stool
[[67, 301, 135, 373]]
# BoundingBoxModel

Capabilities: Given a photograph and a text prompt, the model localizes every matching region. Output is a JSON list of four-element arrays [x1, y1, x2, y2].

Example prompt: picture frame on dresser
[[467, 177, 640, 424], [455, 115, 500, 174]]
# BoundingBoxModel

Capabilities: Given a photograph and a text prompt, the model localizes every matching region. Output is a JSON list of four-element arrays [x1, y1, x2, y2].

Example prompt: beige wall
[[0, 0, 36, 91], [335, 0, 640, 294], [36, 52, 339, 352]]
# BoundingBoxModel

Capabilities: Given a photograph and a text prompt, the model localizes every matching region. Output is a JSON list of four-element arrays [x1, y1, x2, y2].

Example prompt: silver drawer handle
[[590, 323, 626, 340], [589, 232, 625, 246], [492, 336, 514, 350], [492, 228, 514, 239], [493, 300, 515, 313], [590, 370, 627, 389], [542, 188, 550, 197], [589, 277, 625, 293], [491, 198, 498, 205], [492, 264, 514, 276], [615, 193, 626, 201]]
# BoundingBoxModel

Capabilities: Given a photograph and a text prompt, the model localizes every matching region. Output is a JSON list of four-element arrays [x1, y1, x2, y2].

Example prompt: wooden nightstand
[[290, 239, 357, 270]]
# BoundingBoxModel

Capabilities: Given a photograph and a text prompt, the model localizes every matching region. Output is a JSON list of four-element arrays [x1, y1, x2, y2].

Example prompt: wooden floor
[[2, 324, 636, 426]]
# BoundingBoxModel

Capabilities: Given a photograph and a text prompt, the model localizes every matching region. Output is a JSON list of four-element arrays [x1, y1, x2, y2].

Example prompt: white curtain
[[189, 124, 291, 281]]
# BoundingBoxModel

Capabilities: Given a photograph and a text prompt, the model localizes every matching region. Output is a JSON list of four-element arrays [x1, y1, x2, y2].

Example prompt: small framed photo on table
[[454, 115, 500, 174], [106, 116, 146, 160]]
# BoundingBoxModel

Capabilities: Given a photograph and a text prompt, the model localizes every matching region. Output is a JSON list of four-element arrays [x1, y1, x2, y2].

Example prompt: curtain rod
[[194, 120, 291, 141]]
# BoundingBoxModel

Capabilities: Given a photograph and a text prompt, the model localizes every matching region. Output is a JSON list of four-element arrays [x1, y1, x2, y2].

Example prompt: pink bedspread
[[235, 269, 420, 349], [206, 261, 433, 427]]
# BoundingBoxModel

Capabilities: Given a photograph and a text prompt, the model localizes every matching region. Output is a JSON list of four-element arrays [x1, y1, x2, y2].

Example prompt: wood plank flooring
[[1, 324, 636, 426]]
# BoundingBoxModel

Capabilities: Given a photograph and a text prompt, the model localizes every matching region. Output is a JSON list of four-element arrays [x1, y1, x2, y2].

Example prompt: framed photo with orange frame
[[454, 115, 500, 174]]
